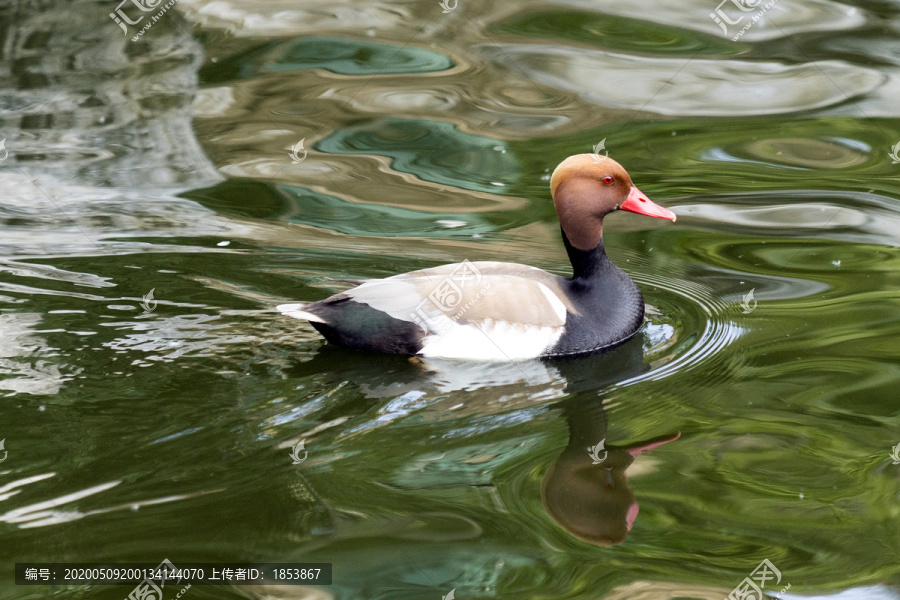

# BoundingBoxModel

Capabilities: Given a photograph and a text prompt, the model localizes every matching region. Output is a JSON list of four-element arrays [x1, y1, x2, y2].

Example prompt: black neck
[[562, 397, 608, 449], [562, 228, 611, 280]]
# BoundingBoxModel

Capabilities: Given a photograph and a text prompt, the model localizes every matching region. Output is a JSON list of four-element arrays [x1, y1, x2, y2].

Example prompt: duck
[[277, 154, 676, 360]]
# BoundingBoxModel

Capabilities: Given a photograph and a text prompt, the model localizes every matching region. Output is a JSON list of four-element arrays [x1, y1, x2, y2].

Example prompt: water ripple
[[478, 44, 885, 116]]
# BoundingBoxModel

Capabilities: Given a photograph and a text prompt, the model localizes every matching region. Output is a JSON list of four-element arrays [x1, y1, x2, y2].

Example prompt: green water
[[1, 0, 899, 599]]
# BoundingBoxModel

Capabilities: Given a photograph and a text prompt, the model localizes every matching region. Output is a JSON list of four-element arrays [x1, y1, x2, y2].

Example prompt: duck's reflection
[[541, 395, 680, 546], [287, 332, 680, 546], [286, 331, 657, 410], [540, 334, 680, 546]]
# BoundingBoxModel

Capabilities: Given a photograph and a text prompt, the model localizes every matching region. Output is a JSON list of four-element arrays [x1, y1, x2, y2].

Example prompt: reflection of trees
[[0, 313, 69, 395], [0, 0, 226, 257], [1, 0, 220, 189], [0, 1, 229, 392]]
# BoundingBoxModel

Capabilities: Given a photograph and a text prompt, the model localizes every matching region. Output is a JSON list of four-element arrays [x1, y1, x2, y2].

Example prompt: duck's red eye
[[602, 176, 614, 185]]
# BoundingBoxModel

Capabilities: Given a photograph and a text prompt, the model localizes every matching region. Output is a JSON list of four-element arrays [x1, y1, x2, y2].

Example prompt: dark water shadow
[[285, 335, 680, 546]]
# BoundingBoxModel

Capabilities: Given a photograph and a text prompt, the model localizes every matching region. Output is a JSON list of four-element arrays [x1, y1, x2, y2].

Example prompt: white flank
[[419, 319, 564, 361], [276, 303, 325, 323]]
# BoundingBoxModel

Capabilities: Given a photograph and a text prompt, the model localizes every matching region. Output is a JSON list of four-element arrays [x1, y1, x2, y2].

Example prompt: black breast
[[545, 239, 645, 357]]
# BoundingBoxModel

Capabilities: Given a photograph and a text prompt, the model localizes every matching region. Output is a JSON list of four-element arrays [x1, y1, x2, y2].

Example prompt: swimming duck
[[277, 154, 676, 360]]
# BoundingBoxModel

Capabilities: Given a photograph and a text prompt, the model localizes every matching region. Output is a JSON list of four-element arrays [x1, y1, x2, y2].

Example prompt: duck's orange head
[[550, 154, 675, 250]]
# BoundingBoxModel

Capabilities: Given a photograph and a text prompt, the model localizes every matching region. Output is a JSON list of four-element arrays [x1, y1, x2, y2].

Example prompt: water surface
[[1, 0, 899, 599]]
